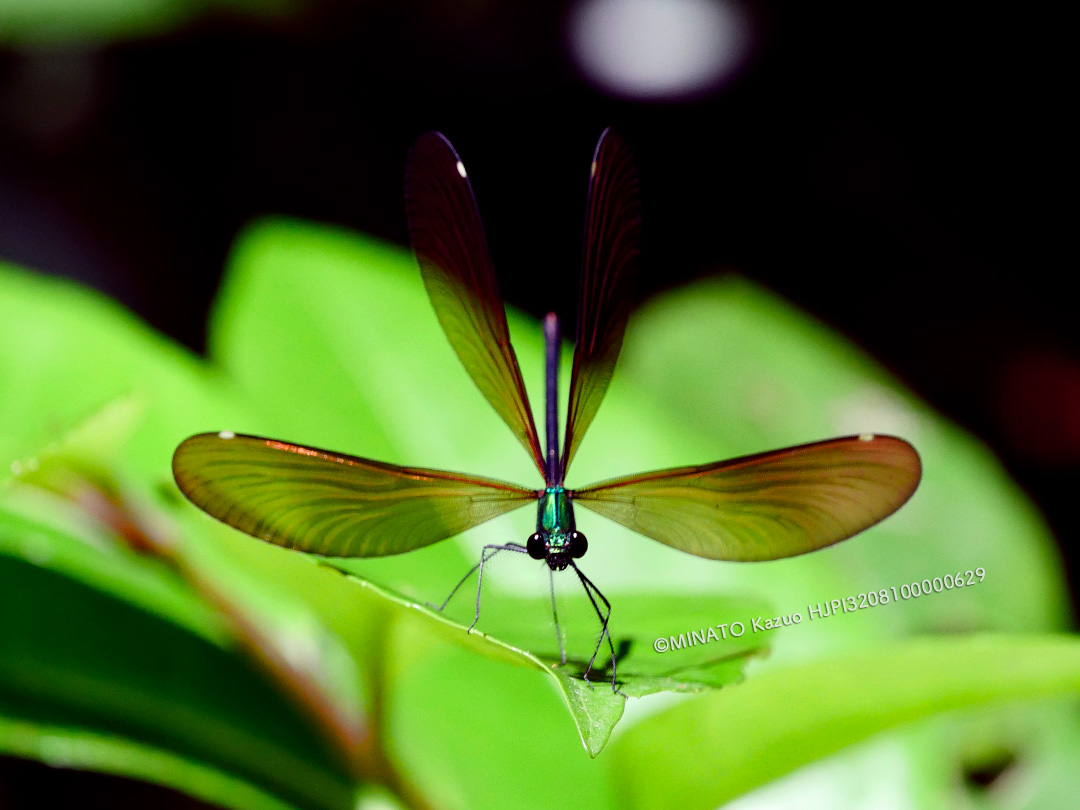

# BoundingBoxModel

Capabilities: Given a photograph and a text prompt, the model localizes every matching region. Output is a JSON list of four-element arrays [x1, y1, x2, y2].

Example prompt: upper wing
[[561, 128, 642, 477], [405, 132, 546, 480], [572, 435, 920, 561], [173, 433, 536, 557]]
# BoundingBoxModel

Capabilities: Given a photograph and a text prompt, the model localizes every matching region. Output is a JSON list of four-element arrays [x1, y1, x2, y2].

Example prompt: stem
[[54, 471, 439, 810], [356, 610, 438, 810]]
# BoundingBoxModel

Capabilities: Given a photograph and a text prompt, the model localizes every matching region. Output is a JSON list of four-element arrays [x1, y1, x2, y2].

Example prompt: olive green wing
[[173, 433, 536, 557], [573, 435, 920, 561]]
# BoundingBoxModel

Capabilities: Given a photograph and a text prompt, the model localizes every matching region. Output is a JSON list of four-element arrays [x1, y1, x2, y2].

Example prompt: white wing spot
[[219, 430, 236, 440], [456, 160, 467, 178], [859, 433, 875, 442]]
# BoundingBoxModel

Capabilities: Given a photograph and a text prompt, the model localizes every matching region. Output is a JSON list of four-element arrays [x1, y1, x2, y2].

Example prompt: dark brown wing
[[405, 132, 546, 479], [561, 128, 642, 476], [173, 433, 536, 557], [573, 435, 920, 560]]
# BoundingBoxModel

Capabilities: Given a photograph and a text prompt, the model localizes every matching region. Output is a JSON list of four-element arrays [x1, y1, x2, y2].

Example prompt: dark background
[[0, 6, 1074, 800], [1, 1, 1075, 594]]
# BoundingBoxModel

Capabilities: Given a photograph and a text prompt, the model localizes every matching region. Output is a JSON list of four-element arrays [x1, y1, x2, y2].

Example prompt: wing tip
[[859, 432, 923, 494], [594, 126, 628, 155], [171, 430, 250, 492], [406, 130, 462, 178]]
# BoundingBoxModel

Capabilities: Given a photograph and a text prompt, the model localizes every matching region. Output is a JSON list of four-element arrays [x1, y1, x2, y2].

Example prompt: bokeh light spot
[[566, 0, 752, 100]]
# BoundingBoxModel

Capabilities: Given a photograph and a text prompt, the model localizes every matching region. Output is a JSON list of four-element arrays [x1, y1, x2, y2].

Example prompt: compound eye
[[569, 530, 588, 558], [527, 532, 547, 560]]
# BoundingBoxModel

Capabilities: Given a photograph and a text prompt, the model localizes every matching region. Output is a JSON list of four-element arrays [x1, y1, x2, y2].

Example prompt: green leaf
[[0, 501, 358, 810], [0, 0, 297, 44], [618, 277, 1072, 636], [324, 565, 770, 757], [383, 624, 617, 810], [0, 259, 386, 803], [608, 634, 1080, 810], [0, 717, 299, 810], [0, 263, 249, 488]]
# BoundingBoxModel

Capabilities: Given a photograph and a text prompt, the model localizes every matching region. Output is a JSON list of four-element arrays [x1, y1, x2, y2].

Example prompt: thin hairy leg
[[428, 543, 526, 614], [569, 561, 621, 693], [469, 543, 528, 631]]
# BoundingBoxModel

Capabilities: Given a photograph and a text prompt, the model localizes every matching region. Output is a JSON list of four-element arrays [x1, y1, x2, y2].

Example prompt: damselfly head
[[528, 529, 588, 570]]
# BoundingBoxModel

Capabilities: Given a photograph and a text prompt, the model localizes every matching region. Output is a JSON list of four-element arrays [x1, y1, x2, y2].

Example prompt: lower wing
[[572, 434, 920, 561], [173, 433, 537, 557]]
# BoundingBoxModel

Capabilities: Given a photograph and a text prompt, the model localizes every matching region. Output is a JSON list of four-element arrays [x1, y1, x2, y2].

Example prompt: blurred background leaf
[[2, 212, 1079, 808], [609, 635, 1080, 810], [0, 0, 298, 45], [0, 263, 247, 485], [0, 0, 1076, 794], [0, 497, 358, 810]]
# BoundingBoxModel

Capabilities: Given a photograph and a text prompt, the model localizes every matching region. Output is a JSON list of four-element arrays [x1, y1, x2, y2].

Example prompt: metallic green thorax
[[537, 486, 576, 550]]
